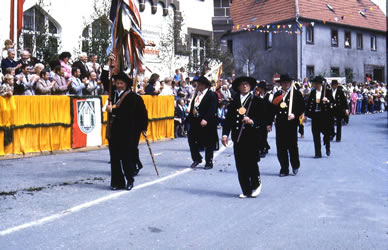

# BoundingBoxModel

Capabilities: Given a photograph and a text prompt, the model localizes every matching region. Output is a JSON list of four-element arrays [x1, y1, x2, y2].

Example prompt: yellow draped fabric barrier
[[1, 95, 174, 156], [0, 96, 71, 156], [101, 95, 175, 145]]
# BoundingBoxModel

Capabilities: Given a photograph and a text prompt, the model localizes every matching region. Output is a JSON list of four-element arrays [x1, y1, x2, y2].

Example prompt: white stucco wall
[[0, 0, 13, 48], [138, 1, 188, 78], [180, 0, 214, 34], [300, 24, 387, 83], [0, 0, 101, 54], [0, 0, 214, 78]]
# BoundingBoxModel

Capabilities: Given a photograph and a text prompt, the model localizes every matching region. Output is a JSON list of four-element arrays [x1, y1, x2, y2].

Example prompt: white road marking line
[[0, 142, 232, 236], [154, 153, 163, 156]]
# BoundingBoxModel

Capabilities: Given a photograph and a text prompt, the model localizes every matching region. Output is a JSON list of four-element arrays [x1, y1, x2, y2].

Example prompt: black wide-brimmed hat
[[257, 80, 266, 89], [276, 74, 294, 83], [113, 72, 133, 86], [196, 76, 211, 87], [232, 76, 257, 92], [312, 76, 325, 84]]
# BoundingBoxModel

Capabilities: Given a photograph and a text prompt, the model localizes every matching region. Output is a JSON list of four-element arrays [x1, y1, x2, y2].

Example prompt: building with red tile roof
[[230, 0, 386, 32], [223, 0, 386, 83]]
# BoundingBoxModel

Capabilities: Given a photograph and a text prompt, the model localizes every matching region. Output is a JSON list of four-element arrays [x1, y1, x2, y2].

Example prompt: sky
[[371, 0, 387, 15]]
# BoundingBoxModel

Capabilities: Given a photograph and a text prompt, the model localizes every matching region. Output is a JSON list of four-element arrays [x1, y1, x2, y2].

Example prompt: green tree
[[232, 40, 260, 78], [81, 0, 111, 63], [158, 10, 189, 76], [205, 39, 234, 78]]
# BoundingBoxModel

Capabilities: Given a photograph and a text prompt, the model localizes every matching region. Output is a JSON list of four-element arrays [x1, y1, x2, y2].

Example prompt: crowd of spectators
[[133, 67, 238, 137], [1, 39, 386, 138], [170, 76, 387, 138], [296, 77, 387, 115], [0, 39, 104, 97], [345, 82, 387, 114]]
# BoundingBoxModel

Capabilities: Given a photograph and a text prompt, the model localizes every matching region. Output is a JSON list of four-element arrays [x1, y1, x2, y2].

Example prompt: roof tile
[[231, 0, 386, 32]]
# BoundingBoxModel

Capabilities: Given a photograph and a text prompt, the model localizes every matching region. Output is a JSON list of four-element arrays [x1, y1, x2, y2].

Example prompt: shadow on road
[[158, 163, 189, 170], [298, 139, 314, 142], [259, 172, 279, 177], [299, 154, 316, 159], [162, 148, 190, 152], [83, 183, 111, 191], [65, 169, 110, 176], [78, 159, 110, 164], [169, 187, 236, 198]]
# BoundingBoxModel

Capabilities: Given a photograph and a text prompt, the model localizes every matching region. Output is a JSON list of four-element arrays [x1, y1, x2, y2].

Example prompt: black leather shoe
[[190, 161, 202, 168], [279, 173, 289, 177], [111, 186, 122, 190], [204, 162, 213, 170], [326, 148, 331, 156], [293, 168, 299, 175], [126, 183, 134, 191], [336, 139, 341, 142], [314, 154, 322, 159]]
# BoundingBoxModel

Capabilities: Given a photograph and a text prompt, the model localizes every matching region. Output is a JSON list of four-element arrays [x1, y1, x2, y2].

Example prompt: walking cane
[[142, 131, 160, 176]]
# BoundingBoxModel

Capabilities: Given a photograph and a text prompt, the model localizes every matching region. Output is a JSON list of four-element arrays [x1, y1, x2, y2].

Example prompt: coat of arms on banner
[[77, 100, 96, 134]]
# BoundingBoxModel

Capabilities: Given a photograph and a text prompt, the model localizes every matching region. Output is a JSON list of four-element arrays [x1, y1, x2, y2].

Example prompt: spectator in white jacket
[[70, 67, 86, 96]]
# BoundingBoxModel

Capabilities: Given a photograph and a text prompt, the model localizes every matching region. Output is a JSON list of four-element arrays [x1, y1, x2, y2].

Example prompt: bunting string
[[232, 5, 379, 34]]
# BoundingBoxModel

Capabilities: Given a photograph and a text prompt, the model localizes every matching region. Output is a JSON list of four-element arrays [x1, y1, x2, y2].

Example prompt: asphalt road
[[0, 113, 387, 249]]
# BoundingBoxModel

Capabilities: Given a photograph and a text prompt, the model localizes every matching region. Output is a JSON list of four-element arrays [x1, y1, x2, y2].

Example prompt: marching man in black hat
[[330, 80, 348, 142], [269, 74, 305, 177], [256, 80, 272, 157], [106, 72, 148, 190], [186, 76, 218, 169], [305, 76, 334, 158], [222, 76, 267, 198]]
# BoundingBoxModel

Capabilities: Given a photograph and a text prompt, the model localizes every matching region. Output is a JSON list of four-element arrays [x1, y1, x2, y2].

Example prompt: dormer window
[[327, 4, 334, 12]]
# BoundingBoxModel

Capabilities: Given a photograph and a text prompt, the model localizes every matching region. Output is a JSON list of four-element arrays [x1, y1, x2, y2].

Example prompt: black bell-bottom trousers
[[275, 123, 300, 174], [233, 138, 260, 196], [333, 115, 343, 141], [188, 130, 214, 164], [109, 140, 136, 188], [311, 116, 330, 156]]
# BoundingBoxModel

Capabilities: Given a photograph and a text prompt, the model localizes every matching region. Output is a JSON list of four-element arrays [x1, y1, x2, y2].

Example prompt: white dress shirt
[[332, 88, 337, 99], [240, 92, 251, 106], [194, 88, 209, 107], [316, 89, 322, 100]]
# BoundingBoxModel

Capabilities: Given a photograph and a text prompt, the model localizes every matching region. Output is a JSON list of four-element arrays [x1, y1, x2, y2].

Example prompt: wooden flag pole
[[288, 81, 295, 119], [106, 0, 121, 140]]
